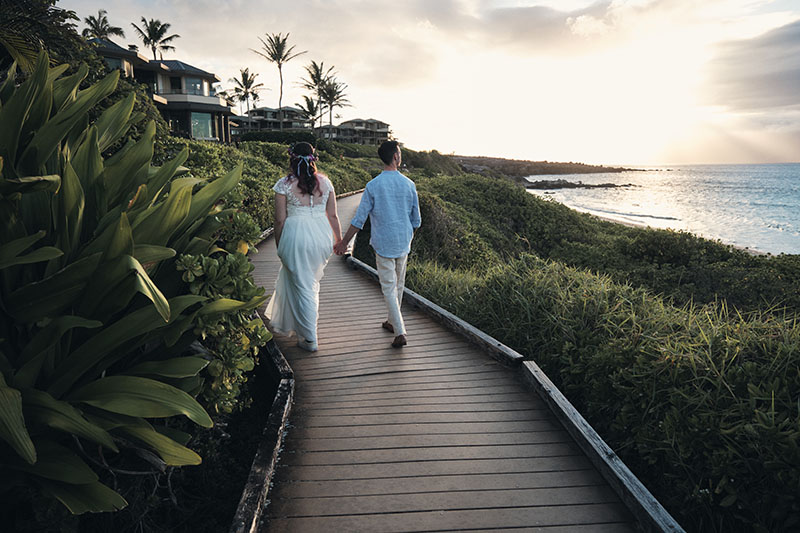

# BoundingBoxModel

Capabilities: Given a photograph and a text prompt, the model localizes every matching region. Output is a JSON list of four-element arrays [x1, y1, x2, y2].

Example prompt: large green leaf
[[103, 121, 154, 206], [15, 316, 102, 387], [71, 125, 103, 191], [125, 357, 209, 378], [175, 163, 242, 239], [133, 245, 176, 265], [94, 92, 135, 152], [55, 159, 85, 259], [0, 230, 62, 270], [0, 372, 36, 464], [0, 174, 61, 196], [22, 389, 117, 452], [6, 253, 102, 323], [118, 425, 202, 466], [78, 254, 170, 322], [14, 440, 97, 484], [131, 184, 191, 246], [48, 295, 205, 397], [17, 69, 119, 175], [38, 479, 127, 514], [143, 147, 188, 206], [51, 64, 87, 114], [197, 295, 268, 317], [67, 376, 213, 428], [0, 52, 49, 179]]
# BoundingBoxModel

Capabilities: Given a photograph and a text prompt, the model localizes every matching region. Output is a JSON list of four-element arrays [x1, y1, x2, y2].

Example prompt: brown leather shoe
[[382, 321, 394, 333], [391, 334, 407, 348]]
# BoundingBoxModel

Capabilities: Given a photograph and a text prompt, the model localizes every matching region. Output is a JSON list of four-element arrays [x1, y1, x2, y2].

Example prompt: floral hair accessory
[[288, 145, 317, 162]]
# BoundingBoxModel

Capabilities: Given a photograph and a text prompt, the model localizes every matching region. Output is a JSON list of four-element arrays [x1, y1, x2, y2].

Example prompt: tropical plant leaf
[[0, 372, 36, 464], [131, 183, 191, 246], [18, 69, 119, 175], [133, 245, 176, 265], [175, 163, 242, 238], [125, 357, 209, 378], [197, 295, 268, 317], [94, 91, 135, 152], [118, 425, 202, 466], [5, 253, 102, 323], [0, 52, 49, 179], [0, 230, 57, 269], [15, 316, 102, 387], [144, 147, 188, 206], [51, 64, 87, 113], [22, 389, 117, 452], [55, 158, 85, 259], [38, 479, 127, 514], [67, 376, 213, 428], [0, 174, 61, 195], [102, 121, 154, 206], [47, 295, 205, 397], [14, 440, 97, 484]]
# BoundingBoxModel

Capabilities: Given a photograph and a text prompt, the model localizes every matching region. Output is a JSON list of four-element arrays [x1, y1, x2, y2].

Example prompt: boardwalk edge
[[229, 339, 294, 533], [521, 360, 685, 532], [346, 253, 684, 533], [345, 255, 523, 368]]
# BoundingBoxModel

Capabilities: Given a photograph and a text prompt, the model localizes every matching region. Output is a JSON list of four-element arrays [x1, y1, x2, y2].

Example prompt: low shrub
[[238, 129, 316, 144]]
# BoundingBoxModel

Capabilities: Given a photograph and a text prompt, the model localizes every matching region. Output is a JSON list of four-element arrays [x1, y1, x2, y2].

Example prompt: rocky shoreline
[[454, 155, 638, 177], [525, 178, 637, 190]]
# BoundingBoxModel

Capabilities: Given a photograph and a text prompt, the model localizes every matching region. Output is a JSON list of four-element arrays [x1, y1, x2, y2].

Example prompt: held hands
[[333, 238, 350, 255]]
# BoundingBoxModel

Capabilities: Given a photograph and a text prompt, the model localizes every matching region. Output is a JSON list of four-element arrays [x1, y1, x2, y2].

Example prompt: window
[[186, 77, 203, 95], [170, 76, 182, 92], [104, 57, 123, 71], [191, 112, 214, 139]]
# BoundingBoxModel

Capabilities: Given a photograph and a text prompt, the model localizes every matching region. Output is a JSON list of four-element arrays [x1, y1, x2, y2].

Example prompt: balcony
[[156, 90, 229, 107]]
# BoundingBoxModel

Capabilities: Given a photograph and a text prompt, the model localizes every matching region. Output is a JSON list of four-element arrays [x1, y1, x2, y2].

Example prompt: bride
[[265, 142, 342, 351]]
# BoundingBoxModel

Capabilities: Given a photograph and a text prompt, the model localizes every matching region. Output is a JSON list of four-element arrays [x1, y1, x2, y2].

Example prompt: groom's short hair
[[378, 140, 400, 165]]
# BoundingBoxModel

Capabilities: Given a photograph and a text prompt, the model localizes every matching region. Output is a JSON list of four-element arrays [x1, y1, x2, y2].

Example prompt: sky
[[61, 0, 800, 165]]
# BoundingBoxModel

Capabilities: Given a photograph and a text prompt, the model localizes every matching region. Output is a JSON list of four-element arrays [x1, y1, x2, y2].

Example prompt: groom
[[334, 140, 421, 348]]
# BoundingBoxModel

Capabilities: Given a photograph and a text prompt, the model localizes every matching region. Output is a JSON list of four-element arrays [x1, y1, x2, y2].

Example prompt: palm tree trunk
[[278, 65, 283, 131]]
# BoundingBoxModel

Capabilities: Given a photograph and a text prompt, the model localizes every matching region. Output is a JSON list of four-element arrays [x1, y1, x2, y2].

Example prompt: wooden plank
[[262, 503, 632, 532], [291, 409, 549, 427], [299, 391, 535, 408], [273, 455, 597, 481], [269, 485, 619, 518], [285, 430, 573, 452], [292, 401, 545, 417], [277, 442, 582, 467], [271, 469, 603, 498], [287, 419, 563, 440]]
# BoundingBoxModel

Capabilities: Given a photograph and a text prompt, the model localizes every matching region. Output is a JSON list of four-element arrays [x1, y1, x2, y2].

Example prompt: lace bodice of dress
[[273, 176, 332, 217]]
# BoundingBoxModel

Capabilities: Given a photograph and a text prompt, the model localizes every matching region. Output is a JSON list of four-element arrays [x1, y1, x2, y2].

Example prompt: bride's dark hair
[[288, 142, 319, 195]]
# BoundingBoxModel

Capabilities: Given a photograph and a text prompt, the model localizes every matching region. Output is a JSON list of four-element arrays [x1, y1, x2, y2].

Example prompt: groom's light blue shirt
[[350, 170, 421, 258]]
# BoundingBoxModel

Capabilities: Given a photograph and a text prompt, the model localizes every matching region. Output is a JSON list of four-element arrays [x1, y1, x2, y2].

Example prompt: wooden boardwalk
[[250, 194, 635, 532]]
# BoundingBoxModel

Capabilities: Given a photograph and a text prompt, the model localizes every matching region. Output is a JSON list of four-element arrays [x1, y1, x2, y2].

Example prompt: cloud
[[707, 19, 800, 111]]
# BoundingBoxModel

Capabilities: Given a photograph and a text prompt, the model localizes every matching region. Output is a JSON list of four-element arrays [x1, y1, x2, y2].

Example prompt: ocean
[[525, 163, 800, 255]]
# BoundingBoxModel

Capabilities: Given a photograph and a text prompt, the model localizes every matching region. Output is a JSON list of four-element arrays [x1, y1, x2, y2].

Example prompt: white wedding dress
[[265, 175, 334, 344]]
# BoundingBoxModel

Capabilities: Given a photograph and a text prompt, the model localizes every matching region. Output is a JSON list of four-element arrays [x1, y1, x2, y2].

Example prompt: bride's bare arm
[[274, 193, 287, 247], [325, 187, 342, 242]]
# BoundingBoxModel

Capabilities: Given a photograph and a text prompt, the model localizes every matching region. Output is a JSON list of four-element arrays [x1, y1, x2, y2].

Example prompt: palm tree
[[214, 88, 236, 108], [131, 17, 179, 60], [296, 95, 322, 129], [229, 67, 265, 114], [252, 32, 306, 131], [319, 76, 350, 127], [81, 9, 124, 40], [300, 60, 334, 128]]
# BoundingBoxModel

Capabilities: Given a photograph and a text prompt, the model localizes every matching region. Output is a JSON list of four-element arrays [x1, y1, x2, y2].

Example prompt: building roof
[[88, 38, 150, 64], [152, 60, 221, 82]]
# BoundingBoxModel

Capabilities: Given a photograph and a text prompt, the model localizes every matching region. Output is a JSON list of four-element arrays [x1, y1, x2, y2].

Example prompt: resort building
[[90, 39, 233, 143], [316, 118, 391, 145], [229, 106, 312, 135]]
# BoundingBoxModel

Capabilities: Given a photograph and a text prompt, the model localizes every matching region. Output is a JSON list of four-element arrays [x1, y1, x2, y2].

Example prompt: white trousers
[[375, 253, 408, 336]]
